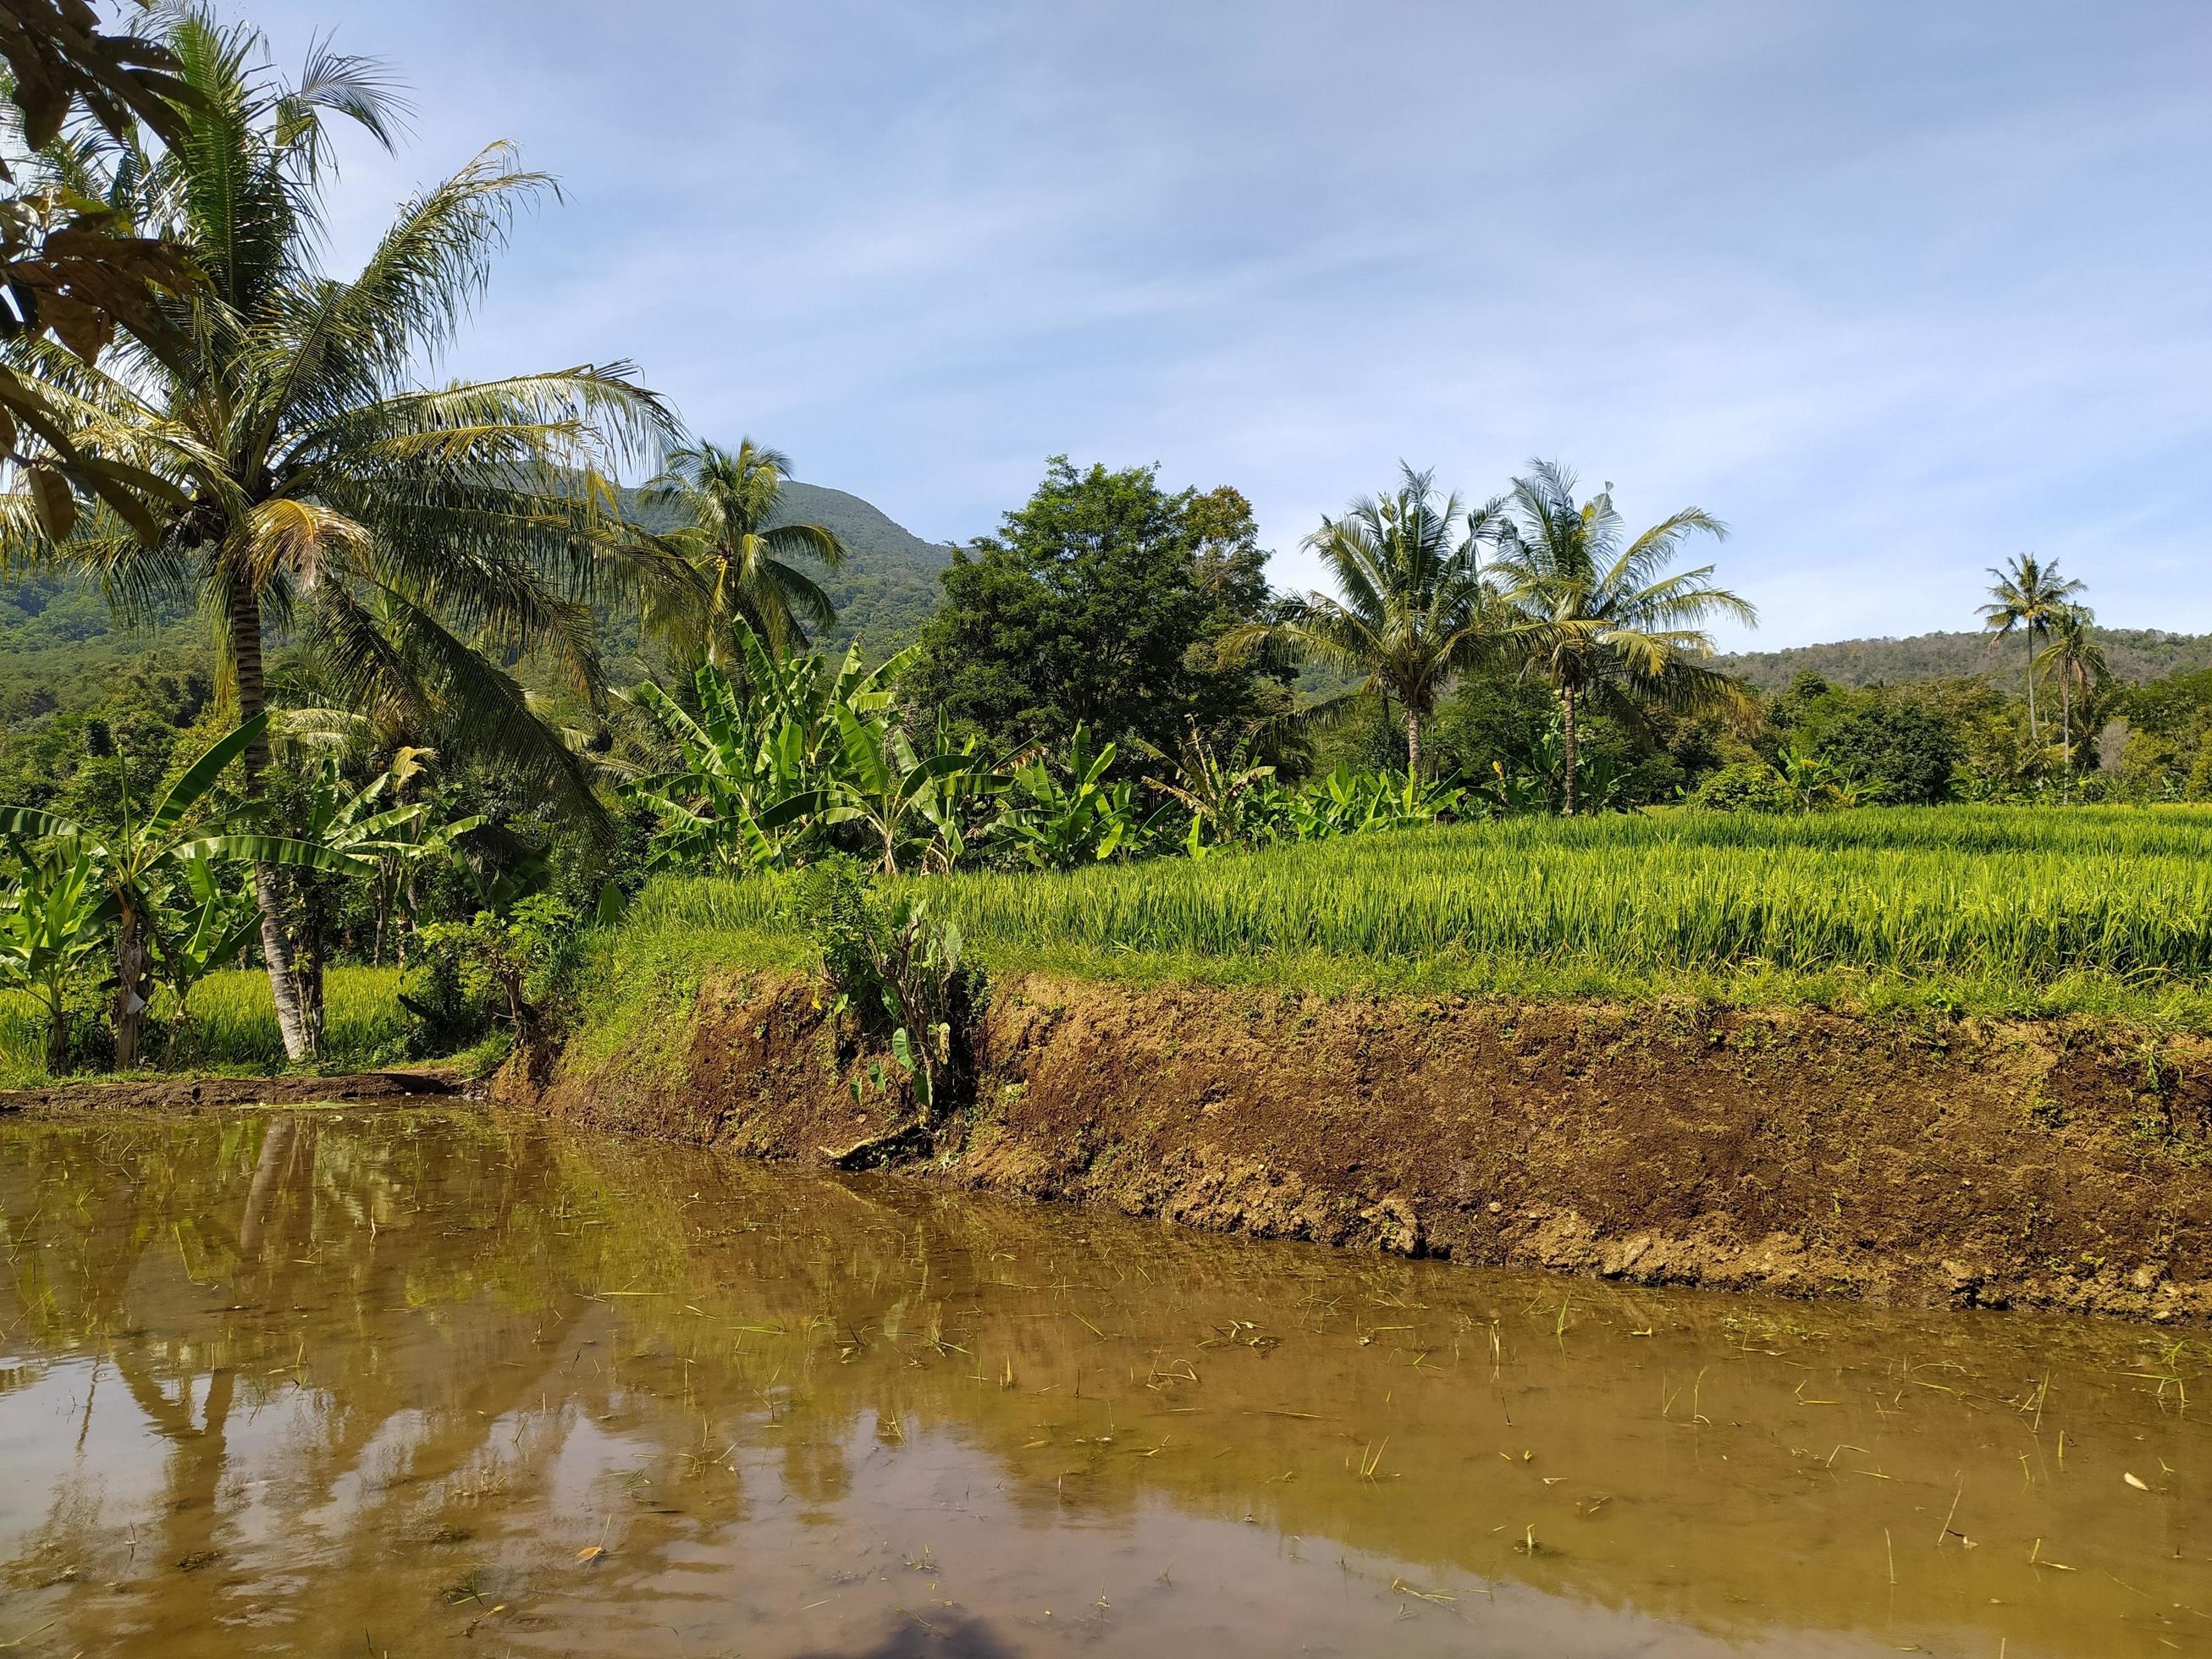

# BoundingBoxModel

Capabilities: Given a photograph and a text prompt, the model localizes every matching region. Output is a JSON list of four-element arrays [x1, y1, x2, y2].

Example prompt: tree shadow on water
[[794, 1613, 1021, 1659]]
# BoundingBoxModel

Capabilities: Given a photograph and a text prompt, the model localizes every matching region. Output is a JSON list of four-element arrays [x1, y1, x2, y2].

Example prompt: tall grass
[[621, 806, 2212, 1023], [0, 966, 408, 1086]]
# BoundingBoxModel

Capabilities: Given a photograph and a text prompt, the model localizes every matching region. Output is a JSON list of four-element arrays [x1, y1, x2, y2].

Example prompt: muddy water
[[0, 1111, 2204, 1658]]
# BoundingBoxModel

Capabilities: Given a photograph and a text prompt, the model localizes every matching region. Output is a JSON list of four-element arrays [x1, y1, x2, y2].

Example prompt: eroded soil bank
[[520, 969, 2212, 1321]]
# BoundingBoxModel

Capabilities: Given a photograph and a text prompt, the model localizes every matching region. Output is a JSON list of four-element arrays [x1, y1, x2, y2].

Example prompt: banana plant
[[0, 836, 112, 1075], [627, 671, 824, 873], [1137, 721, 1274, 857], [0, 714, 370, 1071], [148, 853, 262, 1065], [279, 755, 484, 1050], [995, 724, 1158, 868], [825, 708, 1007, 874], [1369, 769, 1466, 827], [628, 621, 918, 873], [1776, 744, 1843, 813]]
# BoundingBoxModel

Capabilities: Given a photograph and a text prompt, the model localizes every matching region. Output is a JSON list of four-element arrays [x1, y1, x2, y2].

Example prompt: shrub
[[1691, 762, 1791, 813]]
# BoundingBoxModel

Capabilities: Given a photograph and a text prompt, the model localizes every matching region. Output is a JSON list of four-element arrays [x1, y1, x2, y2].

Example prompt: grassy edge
[[562, 912, 2212, 1078]]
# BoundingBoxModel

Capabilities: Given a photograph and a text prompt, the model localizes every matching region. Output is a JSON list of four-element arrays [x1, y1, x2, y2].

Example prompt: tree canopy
[[904, 459, 1278, 760]]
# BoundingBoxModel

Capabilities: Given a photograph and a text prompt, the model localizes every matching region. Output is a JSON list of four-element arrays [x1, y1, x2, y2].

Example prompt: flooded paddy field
[[0, 1107, 2204, 1657]]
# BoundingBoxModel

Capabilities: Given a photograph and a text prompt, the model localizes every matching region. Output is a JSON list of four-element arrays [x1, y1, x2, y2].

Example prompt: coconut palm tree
[[1236, 464, 1505, 776], [637, 439, 847, 663], [1979, 554, 2083, 745], [0, 9, 676, 1058], [0, 0, 201, 540], [2034, 603, 2106, 802], [1490, 460, 1754, 815]]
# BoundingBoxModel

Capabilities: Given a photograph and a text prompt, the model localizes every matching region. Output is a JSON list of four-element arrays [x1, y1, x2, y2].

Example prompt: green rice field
[[604, 805, 2212, 1029], [0, 966, 408, 1087]]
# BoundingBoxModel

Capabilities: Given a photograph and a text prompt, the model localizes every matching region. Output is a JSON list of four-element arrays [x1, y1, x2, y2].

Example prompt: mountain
[[1713, 628, 2212, 693], [770, 480, 953, 654]]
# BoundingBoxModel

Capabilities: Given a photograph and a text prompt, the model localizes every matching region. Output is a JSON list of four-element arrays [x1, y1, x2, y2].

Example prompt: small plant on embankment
[[793, 858, 972, 1148], [416, 897, 577, 1083]]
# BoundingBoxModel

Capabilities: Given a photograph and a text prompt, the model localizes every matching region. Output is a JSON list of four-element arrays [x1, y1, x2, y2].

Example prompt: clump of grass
[[557, 904, 811, 1086]]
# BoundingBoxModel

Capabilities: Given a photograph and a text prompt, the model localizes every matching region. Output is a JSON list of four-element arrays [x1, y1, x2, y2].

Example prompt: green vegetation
[[1245, 464, 1503, 776], [5, 0, 2212, 1098], [637, 438, 849, 661], [1714, 627, 2212, 693], [0, 963, 407, 1086], [587, 805, 2212, 1034], [770, 481, 952, 655], [903, 457, 1283, 760], [1490, 461, 1753, 813]]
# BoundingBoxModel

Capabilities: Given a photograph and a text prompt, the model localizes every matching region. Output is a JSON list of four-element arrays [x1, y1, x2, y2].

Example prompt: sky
[[240, 0, 2212, 648]]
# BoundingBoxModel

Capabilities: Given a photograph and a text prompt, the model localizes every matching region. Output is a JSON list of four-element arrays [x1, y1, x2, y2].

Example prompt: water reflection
[[0, 1108, 2204, 1656]]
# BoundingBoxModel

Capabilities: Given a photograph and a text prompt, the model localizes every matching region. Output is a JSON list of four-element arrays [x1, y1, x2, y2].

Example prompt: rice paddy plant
[[622, 806, 2212, 989], [173, 966, 410, 1068], [0, 967, 410, 1080]]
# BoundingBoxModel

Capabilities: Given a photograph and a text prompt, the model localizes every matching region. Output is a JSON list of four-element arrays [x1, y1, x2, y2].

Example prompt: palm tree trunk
[[1560, 684, 1579, 817], [43, 988, 69, 1075], [111, 896, 152, 1071], [2060, 670, 2072, 805], [1404, 709, 1421, 780], [227, 570, 317, 1062], [2024, 632, 2038, 747]]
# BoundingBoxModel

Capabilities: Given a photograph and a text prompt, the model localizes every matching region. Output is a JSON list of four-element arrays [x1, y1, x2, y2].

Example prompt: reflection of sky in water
[[0, 1108, 2204, 1656]]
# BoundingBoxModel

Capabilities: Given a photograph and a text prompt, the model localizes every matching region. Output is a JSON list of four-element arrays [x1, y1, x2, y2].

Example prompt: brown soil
[[523, 969, 2212, 1325], [2, 1068, 462, 1115]]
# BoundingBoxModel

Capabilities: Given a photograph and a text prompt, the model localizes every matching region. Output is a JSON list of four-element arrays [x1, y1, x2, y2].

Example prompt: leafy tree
[[637, 439, 847, 662], [906, 459, 1275, 760], [1491, 460, 1755, 814], [1979, 554, 2083, 745], [416, 894, 567, 1079], [2, 9, 675, 1058], [1691, 761, 1791, 813], [1814, 702, 1956, 804], [0, 0, 201, 540], [1243, 464, 1506, 776]]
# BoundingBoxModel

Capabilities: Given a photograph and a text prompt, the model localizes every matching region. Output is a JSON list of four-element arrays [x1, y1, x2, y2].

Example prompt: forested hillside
[[767, 480, 953, 653], [1716, 628, 2212, 691]]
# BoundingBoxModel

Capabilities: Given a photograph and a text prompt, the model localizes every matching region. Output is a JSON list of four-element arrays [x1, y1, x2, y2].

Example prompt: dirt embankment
[[519, 971, 2212, 1322]]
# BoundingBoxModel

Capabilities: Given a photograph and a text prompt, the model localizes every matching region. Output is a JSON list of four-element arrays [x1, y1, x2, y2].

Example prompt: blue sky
[[250, 1, 2212, 648]]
